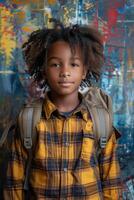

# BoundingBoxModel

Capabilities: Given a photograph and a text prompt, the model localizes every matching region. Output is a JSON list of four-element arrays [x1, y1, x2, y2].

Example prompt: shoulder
[[83, 86, 112, 109]]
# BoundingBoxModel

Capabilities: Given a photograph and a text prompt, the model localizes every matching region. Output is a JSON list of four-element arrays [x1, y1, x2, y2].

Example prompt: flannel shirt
[[3, 94, 122, 200]]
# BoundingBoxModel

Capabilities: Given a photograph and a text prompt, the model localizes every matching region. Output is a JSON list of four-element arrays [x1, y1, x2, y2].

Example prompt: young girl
[[3, 22, 122, 199]]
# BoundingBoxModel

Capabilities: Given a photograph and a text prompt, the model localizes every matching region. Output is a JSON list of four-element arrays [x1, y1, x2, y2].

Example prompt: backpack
[[0, 86, 120, 192]]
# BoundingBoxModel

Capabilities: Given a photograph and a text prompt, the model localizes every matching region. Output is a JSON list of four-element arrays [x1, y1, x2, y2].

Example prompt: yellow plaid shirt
[[4, 94, 122, 200]]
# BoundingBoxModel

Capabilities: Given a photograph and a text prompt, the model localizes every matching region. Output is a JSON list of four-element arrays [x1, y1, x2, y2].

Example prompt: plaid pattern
[[4, 94, 122, 200]]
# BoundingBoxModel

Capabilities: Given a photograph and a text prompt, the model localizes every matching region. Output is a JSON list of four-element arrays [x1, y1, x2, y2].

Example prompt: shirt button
[[65, 142, 69, 147], [63, 168, 67, 172]]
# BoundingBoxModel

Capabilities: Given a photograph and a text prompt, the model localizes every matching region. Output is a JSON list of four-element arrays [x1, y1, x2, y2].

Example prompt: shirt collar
[[73, 93, 89, 122], [43, 93, 57, 119], [43, 92, 89, 122]]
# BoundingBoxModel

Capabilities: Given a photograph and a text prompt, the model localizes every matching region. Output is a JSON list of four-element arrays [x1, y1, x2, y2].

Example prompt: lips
[[58, 81, 74, 86]]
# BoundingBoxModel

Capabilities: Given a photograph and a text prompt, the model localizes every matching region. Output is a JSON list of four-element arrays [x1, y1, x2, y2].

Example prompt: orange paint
[[11, 0, 31, 5], [0, 5, 16, 65], [11, 0, 40, 4], [15, 11, 25, 22], [22, 26, 33, 33], [48, 0, 56, 5]]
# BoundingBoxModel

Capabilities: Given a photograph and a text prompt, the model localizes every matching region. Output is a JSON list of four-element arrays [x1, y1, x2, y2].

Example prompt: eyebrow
[[47, 56, 81, 61], [47, 57, 60, 61]]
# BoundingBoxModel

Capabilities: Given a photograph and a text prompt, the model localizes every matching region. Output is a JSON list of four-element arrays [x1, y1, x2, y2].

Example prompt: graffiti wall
[[0, 0, 134, 198]]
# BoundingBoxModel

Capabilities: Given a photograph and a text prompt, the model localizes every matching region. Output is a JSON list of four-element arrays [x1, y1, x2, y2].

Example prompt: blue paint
[[0, 1, 134, 195]]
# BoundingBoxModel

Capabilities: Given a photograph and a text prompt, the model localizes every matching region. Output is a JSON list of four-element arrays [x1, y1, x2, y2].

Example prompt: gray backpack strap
[[18, 99, 43, 190], [18, 99, 43, 149], [0, 120, 15, 148], [84, 87, 113, 148]]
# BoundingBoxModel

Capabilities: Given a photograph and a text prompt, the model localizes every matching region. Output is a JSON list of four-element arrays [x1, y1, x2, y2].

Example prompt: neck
[[49, 92, 80, 112]]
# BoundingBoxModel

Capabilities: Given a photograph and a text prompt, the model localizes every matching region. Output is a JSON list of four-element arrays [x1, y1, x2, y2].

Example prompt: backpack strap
[[18, 99, 43, 149], [84, 87, 113, 148], [0, 120, 15, 148], [18, 99, 43, 190]]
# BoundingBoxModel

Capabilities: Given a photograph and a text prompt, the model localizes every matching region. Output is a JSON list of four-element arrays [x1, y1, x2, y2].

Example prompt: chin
[[50, 86, 79, 96], [58, 89, 78, 96]]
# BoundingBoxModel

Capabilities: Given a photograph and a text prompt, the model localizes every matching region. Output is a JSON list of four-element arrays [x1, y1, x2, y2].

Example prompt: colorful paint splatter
[[0, 0, 134, 197]]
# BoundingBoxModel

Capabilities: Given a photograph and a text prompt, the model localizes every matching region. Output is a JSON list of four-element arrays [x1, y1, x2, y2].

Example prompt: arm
[[99, 131, 123, 199], [3, 129, 27, 200]]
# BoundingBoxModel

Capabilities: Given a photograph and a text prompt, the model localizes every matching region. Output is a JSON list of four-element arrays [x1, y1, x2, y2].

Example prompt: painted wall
[[0, 0, 134, 197]]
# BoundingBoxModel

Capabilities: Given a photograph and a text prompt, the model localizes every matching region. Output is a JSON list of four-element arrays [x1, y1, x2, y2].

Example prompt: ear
[[82, 67, 87, 79]]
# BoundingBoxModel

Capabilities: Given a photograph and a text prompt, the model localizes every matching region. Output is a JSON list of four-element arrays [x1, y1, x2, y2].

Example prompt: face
[[44, 41, 86, 98]]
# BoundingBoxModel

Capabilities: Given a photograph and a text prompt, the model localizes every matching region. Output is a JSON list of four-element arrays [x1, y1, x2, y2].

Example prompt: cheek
[[73, 69, 86, 80], [46, 71, 58, 83]]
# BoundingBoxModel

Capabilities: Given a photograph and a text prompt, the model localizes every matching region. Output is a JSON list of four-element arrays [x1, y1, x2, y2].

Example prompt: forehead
[[47, 40, 82, 58]]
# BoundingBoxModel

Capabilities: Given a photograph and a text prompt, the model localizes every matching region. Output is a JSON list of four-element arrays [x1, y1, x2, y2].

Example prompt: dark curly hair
[[22, 19, 104, 88]]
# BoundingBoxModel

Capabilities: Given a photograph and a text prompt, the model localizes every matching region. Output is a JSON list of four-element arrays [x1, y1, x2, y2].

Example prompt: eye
[[50, 63, 61, 68], [71, 63, 80, 67]]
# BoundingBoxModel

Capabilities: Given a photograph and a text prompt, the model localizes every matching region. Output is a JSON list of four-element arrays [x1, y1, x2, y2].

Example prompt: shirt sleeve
[[3, 129, 27, 200], [99, 131, 123, 199]]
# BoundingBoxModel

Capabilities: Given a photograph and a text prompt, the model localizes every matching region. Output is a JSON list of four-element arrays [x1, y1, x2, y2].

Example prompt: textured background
[[0, 0, 134, 197]]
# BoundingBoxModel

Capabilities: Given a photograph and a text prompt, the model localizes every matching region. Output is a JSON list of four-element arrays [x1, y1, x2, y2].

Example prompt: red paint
[[107, 8, 118, 29]]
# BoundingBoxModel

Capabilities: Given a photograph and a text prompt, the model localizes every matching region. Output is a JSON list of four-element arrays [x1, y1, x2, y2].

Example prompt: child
[[3, 22, 122, 199]]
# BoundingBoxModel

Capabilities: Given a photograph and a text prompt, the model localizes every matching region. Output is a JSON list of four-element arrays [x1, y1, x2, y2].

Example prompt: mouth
[[58, 81, 74, 86]]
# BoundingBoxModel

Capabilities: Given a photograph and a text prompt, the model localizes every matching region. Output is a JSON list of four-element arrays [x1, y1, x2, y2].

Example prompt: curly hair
[[22, 20, 104, 87]]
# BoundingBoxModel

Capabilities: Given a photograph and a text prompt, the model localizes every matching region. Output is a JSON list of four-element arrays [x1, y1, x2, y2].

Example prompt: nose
[[59, 65, 71, 77], [59, 72, 71, 77]]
